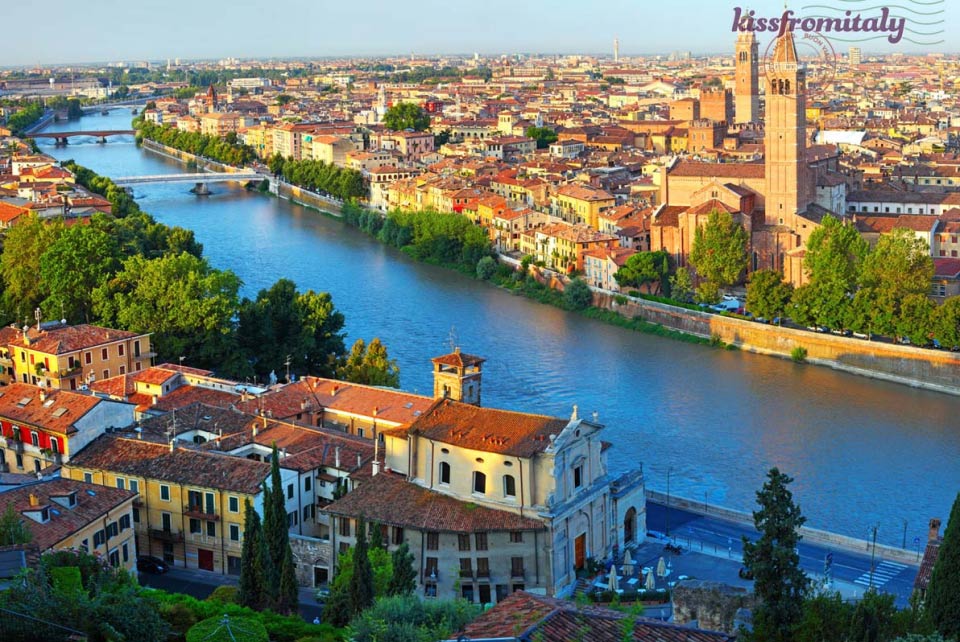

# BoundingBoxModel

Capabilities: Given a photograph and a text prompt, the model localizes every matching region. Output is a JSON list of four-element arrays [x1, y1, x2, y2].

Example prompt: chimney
[[335, 446, 340, 468], [135, 427, 142, 440], [373, 436, 380, 476], [252, 424, 258, 439], [281, 447, 287, 459], [331, 385, 339, 396], [929, 518, 942, 541], [373, 406, 379, 417], [39, 390, 46, 402], [356, 454, 362, 469], [169, 439, 175, 453], [571, 404, 579, 421], [28, 493, 39, 507], [152, 395, 158, 406]]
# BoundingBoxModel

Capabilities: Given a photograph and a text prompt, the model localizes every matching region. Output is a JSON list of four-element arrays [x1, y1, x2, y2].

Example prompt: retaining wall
[[646, 490, 920, 567]]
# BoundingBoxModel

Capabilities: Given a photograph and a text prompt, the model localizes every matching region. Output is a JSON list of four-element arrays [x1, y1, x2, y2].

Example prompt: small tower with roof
[[431, 348, 484, 406]]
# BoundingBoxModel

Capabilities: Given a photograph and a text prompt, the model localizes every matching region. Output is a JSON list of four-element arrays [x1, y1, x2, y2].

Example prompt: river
[[36, 109, 960, 549]]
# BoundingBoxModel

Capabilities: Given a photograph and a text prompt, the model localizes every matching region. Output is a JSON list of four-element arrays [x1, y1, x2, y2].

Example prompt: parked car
[[137, 555, 169, 574], [738, 566, 754, 580], [830, 328, 852, 337]]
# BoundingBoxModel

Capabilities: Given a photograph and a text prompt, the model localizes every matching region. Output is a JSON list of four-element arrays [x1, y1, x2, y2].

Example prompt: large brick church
[[653, 29, 850, 285]]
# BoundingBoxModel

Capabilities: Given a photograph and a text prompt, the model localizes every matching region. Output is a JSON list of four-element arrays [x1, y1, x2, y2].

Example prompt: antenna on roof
[[447, 325, 459, 353]]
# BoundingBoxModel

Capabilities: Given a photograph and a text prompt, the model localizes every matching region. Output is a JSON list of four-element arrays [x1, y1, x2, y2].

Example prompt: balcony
[[424, 570, 439, 582], [149, 528, 184, 543], [184, 504, 219, 521], [459, 569, 474, 579], [511, 568, 526, 580], [476, 569, 491, 579]]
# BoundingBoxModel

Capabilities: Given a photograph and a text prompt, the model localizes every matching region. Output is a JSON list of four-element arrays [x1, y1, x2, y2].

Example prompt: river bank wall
[[646, 490, 922, 567]]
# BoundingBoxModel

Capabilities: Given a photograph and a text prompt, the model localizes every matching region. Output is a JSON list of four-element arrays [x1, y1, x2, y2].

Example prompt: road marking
[[853, 561, 907, 588]]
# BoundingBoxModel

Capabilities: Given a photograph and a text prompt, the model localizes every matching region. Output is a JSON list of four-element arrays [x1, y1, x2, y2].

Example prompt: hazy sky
[[2, 0, 951, 66]]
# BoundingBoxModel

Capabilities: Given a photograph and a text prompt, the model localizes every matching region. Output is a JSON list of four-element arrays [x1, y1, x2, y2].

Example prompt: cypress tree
[[387, 541, 417, 596], [262, 443, 288, 607], [742, 467, 809, 642], [349, 517, 375, 617], [277, 545, 299, 615], [927, 492, 960, 638], [237, 499, 265, 609]]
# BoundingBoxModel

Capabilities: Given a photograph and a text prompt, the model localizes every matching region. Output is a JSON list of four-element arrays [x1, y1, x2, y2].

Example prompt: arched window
[[473, 471, 486, 494], [503, 474, 516, 498], [439, 461, 451, 485]]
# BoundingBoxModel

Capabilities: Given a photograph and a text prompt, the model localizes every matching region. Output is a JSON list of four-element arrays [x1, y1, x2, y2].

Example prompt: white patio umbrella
[[622, 549, 634, 576], [645, 569, 656, 591], [657, 556, 667, 577], [608, 565, 620, 592]]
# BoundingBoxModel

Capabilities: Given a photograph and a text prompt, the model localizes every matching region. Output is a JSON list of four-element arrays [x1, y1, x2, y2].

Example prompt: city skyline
[[3, 0, 953, 67]]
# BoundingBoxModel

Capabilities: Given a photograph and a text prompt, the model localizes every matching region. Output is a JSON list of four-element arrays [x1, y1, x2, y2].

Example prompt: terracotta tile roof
[[458, 591, 735, 642], [0, 383, 107, 436], [151, 386, 238, 413], [0, 478, 136, 551], [324, 472, 546, 533], [154, 363, 214, 376], [431, 349, 486, 368], [20, 324, 147, 355], [670, 160, 765, 179], [686, 199, 739, 215], [409, 398, 569, 457], [934, 258, 960, 278], [132, 367, 179, 386], [66, 435, 270, 494], [236, 377, 432, 427], [90, 373, 136, 398]]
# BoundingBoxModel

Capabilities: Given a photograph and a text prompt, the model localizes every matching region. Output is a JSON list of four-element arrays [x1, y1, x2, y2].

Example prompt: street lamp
[[665, 467, 673, 538], [902, 519, 908, 550], [867, 524, 879, 590]]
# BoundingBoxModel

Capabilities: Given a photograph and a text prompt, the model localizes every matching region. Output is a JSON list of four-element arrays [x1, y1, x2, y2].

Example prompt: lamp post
[[868, 524, 879, 590], [665, 467, 672, 538], [902, 519, 908, 550]]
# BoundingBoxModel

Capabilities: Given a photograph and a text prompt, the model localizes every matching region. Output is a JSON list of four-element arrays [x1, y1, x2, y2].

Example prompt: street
[[646, 502, 919, 607]]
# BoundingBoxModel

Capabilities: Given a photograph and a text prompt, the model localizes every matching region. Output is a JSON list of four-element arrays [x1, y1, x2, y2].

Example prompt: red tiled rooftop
[[0, 383, 106, 435], [19, 324, 148, 355]]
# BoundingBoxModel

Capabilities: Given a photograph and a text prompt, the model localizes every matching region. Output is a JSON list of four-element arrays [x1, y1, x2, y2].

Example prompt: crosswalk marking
[[853, 561, 907, 588]]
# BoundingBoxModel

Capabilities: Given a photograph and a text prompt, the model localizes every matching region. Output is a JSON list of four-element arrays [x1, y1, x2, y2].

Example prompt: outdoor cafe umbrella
[[622, 549, 634, 576], [608, 565, 620, 592], [657, 556, 667, 577], [645, 569, 656, 591]]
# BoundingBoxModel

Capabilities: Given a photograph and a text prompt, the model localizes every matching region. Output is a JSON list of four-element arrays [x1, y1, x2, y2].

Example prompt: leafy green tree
[[0, 503, 32, 545], [615, 251, 670, 294], [350, 518, 375, 619], [276, 94, 293, 106], [525, 126, 559, 149], [1, 213, 63, 317], [336, 338, 401, 388], [792, 592, 851, 642], [383, 103, 431, 131], [896, 294, 936, 346], [186, 615, 268, 642], [670, 267, 694, 303], [348, 595, 481, 642], [856, 228, 935, 339], [387, 542, 417, 597], [92, 252, 242, 371], [238, 499, 265, 610], [236, 278, 346, 381], [689, 210, 749, 291], [40, 224, 121, 323], [476, 255, 497, 280], [695, 280, 721, 305], [564, 277, 593, 311], [746, 269, 793, 321], [261, 444, 297, 614], [934, 297, 960, 349], [278, 547, 299, 616], [742, 468, 809, 642], [926, 492, 960, 638]]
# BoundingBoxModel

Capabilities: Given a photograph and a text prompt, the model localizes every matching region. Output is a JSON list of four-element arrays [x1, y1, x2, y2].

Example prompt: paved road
[[646, 502, 919, 606], [138, 567, 325, 622]]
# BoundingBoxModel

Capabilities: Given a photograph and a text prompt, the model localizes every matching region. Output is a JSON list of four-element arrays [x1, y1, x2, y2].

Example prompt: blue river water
[[37, 109, 960, 549]]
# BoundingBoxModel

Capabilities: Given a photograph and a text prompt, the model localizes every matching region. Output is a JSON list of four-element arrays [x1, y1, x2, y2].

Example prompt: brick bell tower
[[735, 31, 759, 124]]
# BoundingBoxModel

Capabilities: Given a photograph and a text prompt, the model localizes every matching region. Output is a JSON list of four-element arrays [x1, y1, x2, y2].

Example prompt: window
[[102, 369, 109, 380], [101, 348, 108, 361], [81, 538, 89, 553], [230, 524, 241, 541], [116, 478, 125, 490], [425, 557, 439, 579], [84, 472, 93, 484], [207, 521, 216, 537], [109, 549, 120, 567], [461, 583, 475, 602], [503, 474, 516, 498], [85, 352, 92, 365], [510, 531, 524, 543], [30, 431, 39, 447], [439, 461, 450, 485], [475, 532, 488, 551], [511, 556, 525, 577], [118, 344, 124, 357], [122, 542, 129, 563], [133, 508, 140, 523], [458, 534, 471, 551], [50, 437, 59, 454], [459, 558, 473, 578], [477, 557, 490, 577], [304, 476, 312, 492], [427, 532, 439, 551], [392, 526, 404, 545], [573, 464, 583, 489], [190, 518, 201, 534], [287, 483, 294, 499], [229, 496, 239, 513], [160, 485, 170, 501], [473, 471, 486, 494], [339, 518, 351, 537], [34, 460, 40, 474], [303, 504, 313, 521], [93, 530, 106, 547], [119, 514, 131, 530], [129, 479, 139, 494]]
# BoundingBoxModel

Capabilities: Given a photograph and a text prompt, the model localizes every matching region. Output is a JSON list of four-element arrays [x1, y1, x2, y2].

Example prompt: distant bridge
[[112, 172, 264, 190], [29, 130, 135, 144]]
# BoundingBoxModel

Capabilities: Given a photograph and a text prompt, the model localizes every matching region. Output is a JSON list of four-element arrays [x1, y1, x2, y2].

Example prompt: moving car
[[137, 555, 169, 574]]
